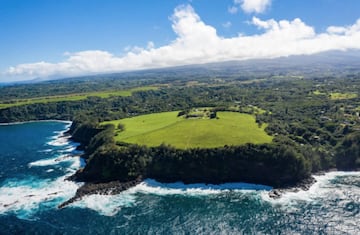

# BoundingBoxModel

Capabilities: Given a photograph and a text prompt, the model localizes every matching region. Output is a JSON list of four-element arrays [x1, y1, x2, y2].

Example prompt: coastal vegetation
[[0, 66, 359, 192], [68, 121, 308, 187]]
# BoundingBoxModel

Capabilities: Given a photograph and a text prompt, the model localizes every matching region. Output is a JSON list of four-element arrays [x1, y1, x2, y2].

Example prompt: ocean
[[0, 121, 359, 234]]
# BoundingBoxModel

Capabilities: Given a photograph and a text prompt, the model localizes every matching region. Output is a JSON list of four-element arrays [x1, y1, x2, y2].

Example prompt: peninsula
[[0, 59, 359, 206]]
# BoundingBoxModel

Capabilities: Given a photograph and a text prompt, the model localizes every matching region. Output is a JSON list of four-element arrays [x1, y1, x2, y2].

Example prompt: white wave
[[47, 135, 71, 147], [261, 171, 360, 207], [59, 145, 81, 154], [129, 179, 272, 196], [0, 153, 82, 219], [0, 120, 83, 219], [29, 158, 58, 167], [71, 173, 360, 217], [0, 175, 82, 219], [72, 193, 136, 217], [62, 146, 77, 152], [38, 149, 53, 153], [69, 179, 272, 216], [53, 127, 70, 138], [28, 155, 76, 167], [63, 121, 72, 130], [67, 157, 85, 172], [28, 154, 83, 175]]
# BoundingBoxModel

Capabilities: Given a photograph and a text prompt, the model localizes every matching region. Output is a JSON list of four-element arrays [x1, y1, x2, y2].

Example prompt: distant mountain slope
[[8, 49, 360, 85]]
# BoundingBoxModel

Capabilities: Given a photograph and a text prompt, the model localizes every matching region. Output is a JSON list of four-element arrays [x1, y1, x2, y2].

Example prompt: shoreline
[[269, 176, 316, 199], [59, 169, 360, 208], [58, 175, 311, 208], [58, 120, 359, 208], [0, 119, 72, 126], [268, 168, 360, 198], [58, 177, 143, 209]]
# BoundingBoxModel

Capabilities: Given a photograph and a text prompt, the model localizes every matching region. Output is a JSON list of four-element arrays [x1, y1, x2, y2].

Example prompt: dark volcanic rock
[[58, 176, 142, 209], [268, 176, 316, 199]]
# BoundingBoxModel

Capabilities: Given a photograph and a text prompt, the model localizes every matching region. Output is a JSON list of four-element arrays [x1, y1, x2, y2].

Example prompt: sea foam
[[69, 179, 272, 216], [130, 179, 272, 196], [73, 193, 137, 217], [47, 135, 71, 147], [0, 121, 83, 219], [261, 171, 360, 208], [70, 173, 360, 217], [28, 155, 73, 167], [0, 175, 82, 219]]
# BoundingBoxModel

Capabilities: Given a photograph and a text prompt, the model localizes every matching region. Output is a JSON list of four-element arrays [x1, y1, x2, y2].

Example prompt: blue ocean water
[[0, 121, 359, 234]]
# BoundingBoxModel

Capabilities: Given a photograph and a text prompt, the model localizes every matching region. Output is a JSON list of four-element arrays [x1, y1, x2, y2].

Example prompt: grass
[[0, 86, 158, 109], [313, 90, 326, 96], [329, 92, 358, 100], [228, 105, 267, 115], [313, 90, 358, 100], [104, 111, 273, 149]]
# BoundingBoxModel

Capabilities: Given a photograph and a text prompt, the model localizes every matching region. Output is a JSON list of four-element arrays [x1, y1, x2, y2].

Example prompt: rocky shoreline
[[268, 176, 316, 199], [58, 176, 143, 209], [59, 174, 320, 208], [59, 120, 355, 208], [268, 169, 345, 198]]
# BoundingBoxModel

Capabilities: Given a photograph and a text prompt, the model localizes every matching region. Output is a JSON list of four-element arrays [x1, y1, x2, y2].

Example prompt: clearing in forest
[[104, 110, 273, 149]]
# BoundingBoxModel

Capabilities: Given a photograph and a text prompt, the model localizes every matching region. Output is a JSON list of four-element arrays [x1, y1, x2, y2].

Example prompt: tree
[[117, 123, 125, 132]]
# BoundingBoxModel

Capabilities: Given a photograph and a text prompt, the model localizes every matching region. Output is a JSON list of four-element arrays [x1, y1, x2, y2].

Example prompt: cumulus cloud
[[4, 5, 360, 81], [234, 0, 271, 14]]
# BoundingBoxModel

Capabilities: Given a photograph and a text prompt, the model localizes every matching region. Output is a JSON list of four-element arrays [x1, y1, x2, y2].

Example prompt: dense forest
[[1, 67, 360, 188]]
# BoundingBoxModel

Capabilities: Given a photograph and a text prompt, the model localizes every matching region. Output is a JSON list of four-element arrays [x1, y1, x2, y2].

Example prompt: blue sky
[[1, 0, 360, 81]]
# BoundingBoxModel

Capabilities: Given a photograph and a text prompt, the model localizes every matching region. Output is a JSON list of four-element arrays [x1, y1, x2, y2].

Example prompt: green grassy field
[[313, 90, 358, 100], [104, 111, 273, 149], [0, 86, 157, 109], [329, 92, 358, 100], [313, 90, 326, 96]]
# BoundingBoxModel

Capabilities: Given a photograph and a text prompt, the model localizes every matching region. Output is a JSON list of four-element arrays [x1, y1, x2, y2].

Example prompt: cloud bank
[[5, 5, 360, 81]]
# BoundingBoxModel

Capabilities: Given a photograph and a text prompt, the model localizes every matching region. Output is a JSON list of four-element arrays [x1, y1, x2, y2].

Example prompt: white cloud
[[326, 21, 360, 35], [228, 6, 238, 14], [4, 5, 360, 81], [222, 21, 232, 28], [251, 17, 316, 39], [327, 26, 347, 35], [234, 0, 271, 14], [147, 41, 155, 50]]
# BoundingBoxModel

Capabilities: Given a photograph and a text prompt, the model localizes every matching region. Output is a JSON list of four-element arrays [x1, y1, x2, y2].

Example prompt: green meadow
[[313, 90, 326, 96], [313, 90, 358, 100], [104, 111, 273, 149], [329, 92, 358, 100], [0, 86, 157, 109]]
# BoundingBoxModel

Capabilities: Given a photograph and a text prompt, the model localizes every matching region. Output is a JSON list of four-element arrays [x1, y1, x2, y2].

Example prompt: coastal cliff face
[[69, 122, 311, 188], [68, 121, 360, 189], [335, 132, 360, 170], [74, 143, 310, 187], [68, 119, 103, 150]]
